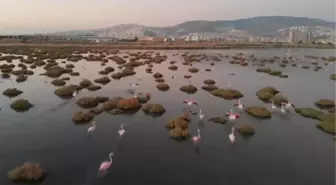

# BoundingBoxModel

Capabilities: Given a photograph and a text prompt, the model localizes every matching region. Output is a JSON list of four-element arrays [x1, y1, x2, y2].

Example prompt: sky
[[0, 0, 335, 34]]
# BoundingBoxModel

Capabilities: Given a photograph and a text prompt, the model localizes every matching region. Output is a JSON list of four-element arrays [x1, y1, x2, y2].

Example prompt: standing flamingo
[[233, 99, 245, 109], [99, 152, 114, 171], [229, 127, 235, 144], [192, 129, 201, 143], [270, 101, 277, 112], [118, 124, 125, 137], [226, 109, 240, 120], [199, 109, 204, 120], [280, 103, 286, 114], [129, 83, 139, 88], [127, 83, 138, 95], [186, 77, 192, 84], [285, 101, 295, 109], [87, 121, 96, 132], [72, 91, 79, 97], [183, 99, 198, 106]]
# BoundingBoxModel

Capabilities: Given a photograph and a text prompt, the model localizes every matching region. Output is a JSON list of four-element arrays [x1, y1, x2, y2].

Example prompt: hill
[[51, 16, 335, 37]]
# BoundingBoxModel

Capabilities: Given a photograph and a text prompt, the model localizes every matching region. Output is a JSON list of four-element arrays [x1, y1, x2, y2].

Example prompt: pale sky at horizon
[[0, 0, 335, 34]]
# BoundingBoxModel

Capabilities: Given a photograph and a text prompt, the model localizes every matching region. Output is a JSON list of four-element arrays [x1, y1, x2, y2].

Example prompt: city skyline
[[0, 0, 335, 34]]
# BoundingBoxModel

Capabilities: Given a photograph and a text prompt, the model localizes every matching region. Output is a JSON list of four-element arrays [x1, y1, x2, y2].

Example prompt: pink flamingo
[[183, 99, 198, 106], [192, 129, 201, 143], [226, 109, 240, 120], [99, 152, 114, 171], [233, 99, 245, 109]]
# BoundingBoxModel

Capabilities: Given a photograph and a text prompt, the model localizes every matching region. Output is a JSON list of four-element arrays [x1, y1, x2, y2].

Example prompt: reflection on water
[[193, 145, 201, 154], [198, 120, 204, 129], [117, 142, 125, 153], [0, 48, 335, 185]]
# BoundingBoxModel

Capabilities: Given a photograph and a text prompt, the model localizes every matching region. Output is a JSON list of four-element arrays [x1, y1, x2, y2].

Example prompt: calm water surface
[[0, 48, 335, 185]]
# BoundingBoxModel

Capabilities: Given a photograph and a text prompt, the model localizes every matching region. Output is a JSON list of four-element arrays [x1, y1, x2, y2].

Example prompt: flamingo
[[285, 101, 295, 109], [280, 103, 286, 114], [72, 91, 79, 97], [192, 129, 201, 143], [199, 109, 204, 120], [229, 127, 235, 144], [99, 152, 114, 171], [118, 124, 125, 137], [87, 121, 96, 132], [226, 109, 240, 120], [129, 83, 139, 93], [129, 83, 139, 88], [271, 101, 277, 111], [233, 99, 244, 109], [183, 99, 198, 106], [187, 78, 192, 84]]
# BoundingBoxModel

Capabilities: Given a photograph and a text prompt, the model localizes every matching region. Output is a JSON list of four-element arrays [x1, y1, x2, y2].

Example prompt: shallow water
[[0, 48, 335, 185]]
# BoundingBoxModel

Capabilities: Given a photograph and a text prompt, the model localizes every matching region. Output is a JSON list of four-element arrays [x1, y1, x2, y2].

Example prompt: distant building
[[307, 32, 312, 44], [288, 30, 312, 44], [138, 36, 154, 41], [164, 37, 175, 42], [184, 34, 201, 42], [288, 31, 294, 43]]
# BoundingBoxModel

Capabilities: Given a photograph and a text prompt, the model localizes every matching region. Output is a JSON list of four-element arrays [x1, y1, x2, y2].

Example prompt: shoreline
[[0, 42, 334, 49]]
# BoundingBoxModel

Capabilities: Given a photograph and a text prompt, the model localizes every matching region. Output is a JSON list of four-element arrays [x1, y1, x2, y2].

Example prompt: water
[[0, 48, 335, 185]]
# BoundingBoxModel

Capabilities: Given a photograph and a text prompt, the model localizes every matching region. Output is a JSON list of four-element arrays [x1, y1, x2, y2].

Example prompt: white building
[[288, 30, 312, 44], [185, 35, 201, 42], [164, 37, 175, 42]]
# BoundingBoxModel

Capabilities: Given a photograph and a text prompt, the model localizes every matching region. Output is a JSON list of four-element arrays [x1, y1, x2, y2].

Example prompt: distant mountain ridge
[[51, 16, 336, 37]]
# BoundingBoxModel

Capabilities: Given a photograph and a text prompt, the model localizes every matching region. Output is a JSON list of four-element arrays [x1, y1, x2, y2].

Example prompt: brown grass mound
[[245, 106, 272, 119], [8, 162, 47, 183], [180, 85, 198, 94], [211, 88, 243, 100], [156, 83, 170, 91]]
